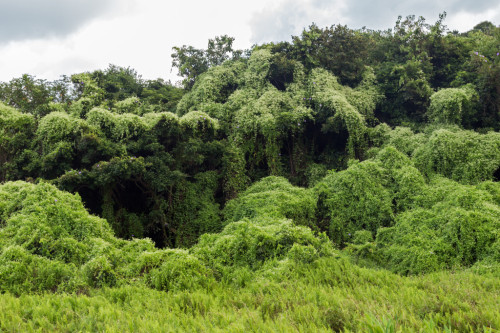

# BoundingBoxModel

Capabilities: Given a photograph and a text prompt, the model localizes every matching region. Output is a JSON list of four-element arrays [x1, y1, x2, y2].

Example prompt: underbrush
[[0, 257, 498, 332]]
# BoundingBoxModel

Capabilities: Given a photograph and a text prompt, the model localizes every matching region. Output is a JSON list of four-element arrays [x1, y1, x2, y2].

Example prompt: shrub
[[0, 246, 75, 295], [376, 178, 500, 274], [37, 112, 77, 146], [0, 181, 119, 292], [192, 218, 332, 273], [375, 146, 426, 212], [314, 160, 393, 245], [223, 176, 317, 228], [0, 181, 114, 246], [413, 128, 500, 184], [427, 85, 477, 125], [287, 243, 320, 264], [147, 250, 213, 292], [82, 256, 117, 288]]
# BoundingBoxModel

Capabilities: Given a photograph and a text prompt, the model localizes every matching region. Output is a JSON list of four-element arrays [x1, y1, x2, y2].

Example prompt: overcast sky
[[0, 0, 499, 84]]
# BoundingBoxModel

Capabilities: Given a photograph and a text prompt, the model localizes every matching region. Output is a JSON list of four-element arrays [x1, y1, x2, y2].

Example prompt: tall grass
[[1, 256, 498, 332]]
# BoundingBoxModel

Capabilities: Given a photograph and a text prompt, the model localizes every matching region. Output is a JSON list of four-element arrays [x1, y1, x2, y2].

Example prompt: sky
[[0, 0, 499, 84]]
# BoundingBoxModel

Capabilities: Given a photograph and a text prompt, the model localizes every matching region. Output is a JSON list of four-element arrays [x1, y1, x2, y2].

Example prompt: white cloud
[[0, 0, 498, 83], [250, 0, 348, 44], [0, 0, 127, 43], [446, 3, 500, 32], [0, 0, 271, 82]]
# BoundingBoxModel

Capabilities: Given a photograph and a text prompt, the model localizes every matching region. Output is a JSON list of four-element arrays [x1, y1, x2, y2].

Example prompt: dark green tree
[[291, 24, 373, 86], [0, 74, 53, 117], [172, 35, 242, 89]]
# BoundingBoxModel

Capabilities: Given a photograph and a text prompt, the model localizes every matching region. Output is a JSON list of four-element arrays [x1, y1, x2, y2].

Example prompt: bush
[[82, 256, 117, 288], [386, 126, 426, 156], [223, 176, 317, 229], [414, 128, 500, 184], [314, 160, 393, 245], [192, 218, 332, 274], [351, 230, 373, 245], [376, 178, 500, 274], [147, 250, 213, 292], [287, 243, 320, 264], [427, 85, 477, 125], [0, 181, 120, 292], [0, 246, 75, 295], [375, 146, 426, 212], [37, 112, 77, 146], [0, 181, 114, 247]]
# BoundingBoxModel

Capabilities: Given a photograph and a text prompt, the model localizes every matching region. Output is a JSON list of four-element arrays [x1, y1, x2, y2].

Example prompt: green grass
[[1, 256, 498, 332]]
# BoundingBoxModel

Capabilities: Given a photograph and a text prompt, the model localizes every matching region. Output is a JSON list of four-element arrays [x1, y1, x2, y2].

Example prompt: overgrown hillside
[[0, 15, 499, 332]]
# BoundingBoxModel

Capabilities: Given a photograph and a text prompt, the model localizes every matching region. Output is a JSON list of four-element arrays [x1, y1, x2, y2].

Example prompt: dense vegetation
[[0, 14, 499, 331]]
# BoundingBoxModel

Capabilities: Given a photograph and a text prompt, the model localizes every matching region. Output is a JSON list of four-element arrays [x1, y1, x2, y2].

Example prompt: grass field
[[1, 256, 498, 332]]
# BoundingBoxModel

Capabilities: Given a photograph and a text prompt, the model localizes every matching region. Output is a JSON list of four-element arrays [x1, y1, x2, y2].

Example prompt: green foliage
[[0, 15, 499, 332], [166, 171, 222, 248], [233, 86, 312, 175], [372, 125, 500, 185], [223, 176, 316, 228], [0, 181, 116, 293], [305, 163, 328, 187], [82, 255, 117, 288], [222, 144, 249, 199], [172, 35, 242, 89], [141, 78, 185, 112], [0, 245, 75, 295], [0, 74, 56, 117], [176, 46, 380, 185], [372, 14, 454, 123], [0, 180, 218, 293], [0, 258, 499, 332], [377, 177, 500, 274], [114, 96, 143, 114], [313, 140, 500, 275], [176, 61, 243, 115], [243, 49, 273, 89], [90, 65, 143, 101], [287, 243, 321, 264], [427, 85, 478, 125], [414, 128, 500, 184], [0, 103, 35, 181], [179, 110, 219, 136], [86, 107, 149, 141], [148, 249, 214, 292], [37, 112, 78, 146], [352, 230, 374, 245], [0, 181, 113, 243], [309, 67, 380, 157], [315, 160, 393, 245], [69, 73, 105, 116], [375, 146, 426, 212], [456, 28, 500, 129], [192, 219, 332, 274], [385, 126, 426, 156], [291, 24, 374, 86]]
